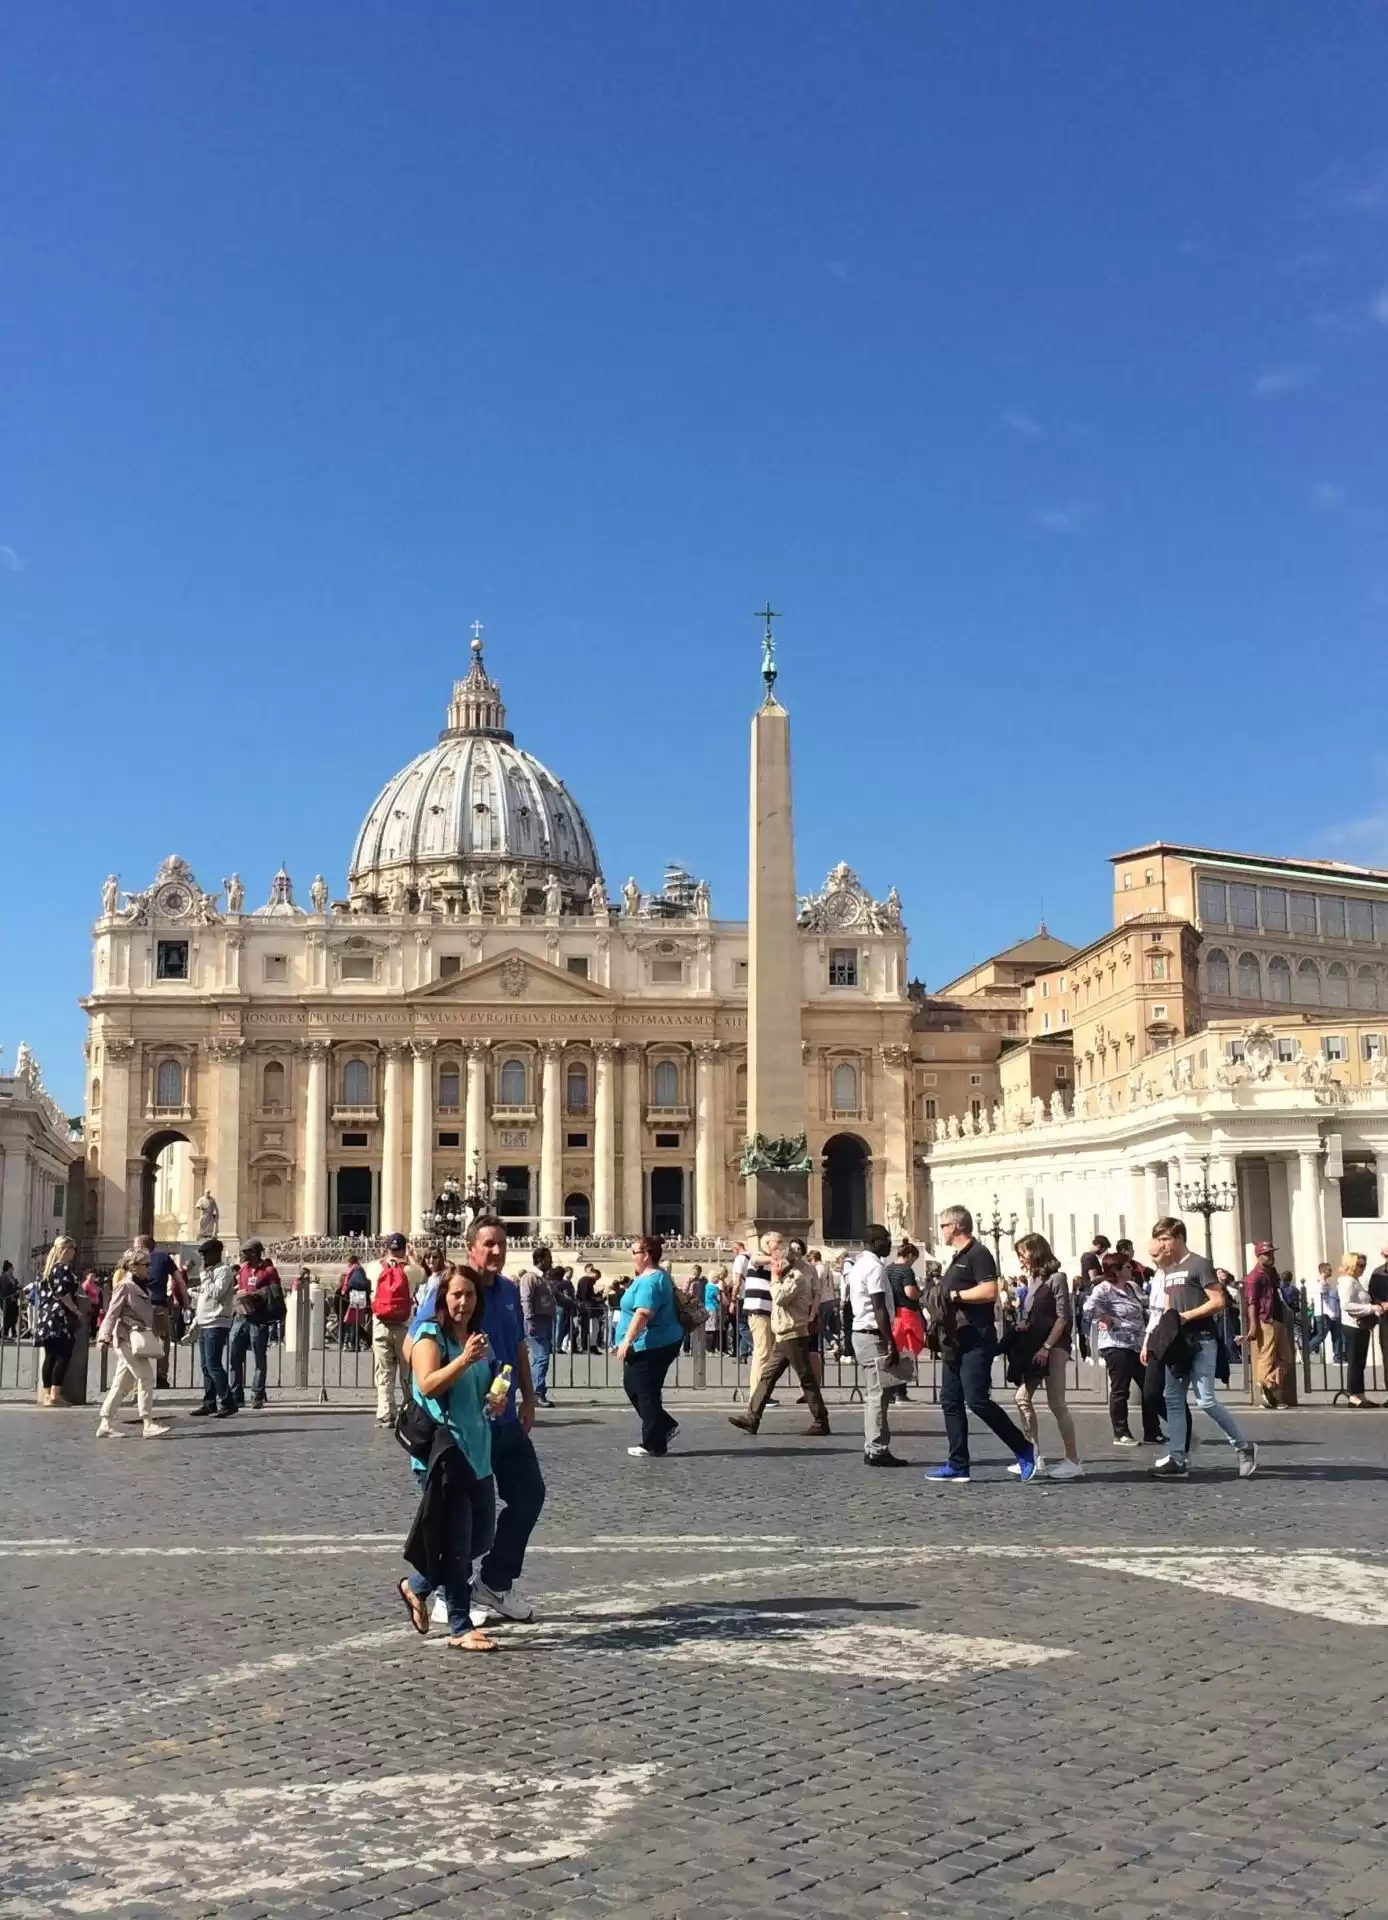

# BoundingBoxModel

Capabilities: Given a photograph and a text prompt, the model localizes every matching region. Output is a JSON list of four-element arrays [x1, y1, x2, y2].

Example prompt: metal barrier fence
[[5, 1290, 1384, 1408]]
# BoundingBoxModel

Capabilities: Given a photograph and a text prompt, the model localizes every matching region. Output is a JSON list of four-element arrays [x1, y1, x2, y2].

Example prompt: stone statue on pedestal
[[544, 872, 563, 918], [224, 874, 244, 914], [310, 874, 329, 914], [588, 875, 609, 918], [693, 879, 711, 918], [465, 870, 484, 918], [622, 877, 641, 918], [101, 874, 119, 917], [196, 1191, 219, 1239]]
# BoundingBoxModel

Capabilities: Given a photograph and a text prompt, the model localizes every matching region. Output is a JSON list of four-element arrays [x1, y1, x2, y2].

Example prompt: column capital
[[593, 1038, 618, 1061], [105, 1036, 136, 1062], [410, 1038, 438, 1060], [298, 1038, 330, 1061], [540, 1038, 565, 1061], [693, 1041, 722, 1062], [207, 1038, 247, 1062], [618, 1039, 645, 1058], [465, 1037, 492, 1059], [379, 1039, 408, 1061], [879, 1044, 910, 1069]]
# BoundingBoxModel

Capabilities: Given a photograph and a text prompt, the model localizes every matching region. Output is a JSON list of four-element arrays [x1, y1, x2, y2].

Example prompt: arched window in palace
[[262, 1060, 286, 1110], [831, 1061, 859, 1113], [1267, 956, 1292, 1003], [1206, 948, 1231, 998], [90, 1075, 101, 1112], [565, 1062, 589, 1113], [1237, 952, 1262, 1000], [155, 1058, 184, 1110], [1355, 965, 1379, 1012], [499, 1058, 527, 1106], [1325, 961, 1350, 1008], [341, 1057, 371, 1106], [1293, 959, 1321, 1007], [437, 1062, 461, 1110], [652, 1059, 680, 1109]]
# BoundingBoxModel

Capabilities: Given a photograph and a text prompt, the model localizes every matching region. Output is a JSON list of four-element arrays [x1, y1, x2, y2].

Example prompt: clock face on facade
[[154, 882, 193, 920], [823, 888, 859, 929]]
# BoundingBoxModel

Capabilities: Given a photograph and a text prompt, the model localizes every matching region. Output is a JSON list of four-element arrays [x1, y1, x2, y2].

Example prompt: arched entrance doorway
[[139, 1129, 193, 1242], [822, 1134, 870, 1243]]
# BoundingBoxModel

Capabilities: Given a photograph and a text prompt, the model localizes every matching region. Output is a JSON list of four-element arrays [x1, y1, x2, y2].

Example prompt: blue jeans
[[527, 1330, 553, 1399], [1164, 1335, 1247, 1462], [407, 1473, 497, 1635], [198, 1326, 233, 1409], [941, 1335, 1031, 1471], [477, 1421, 546, 1595], [228, 1319, 270, 1403]]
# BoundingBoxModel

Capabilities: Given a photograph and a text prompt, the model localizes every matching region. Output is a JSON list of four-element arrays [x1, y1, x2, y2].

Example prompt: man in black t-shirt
[[1369, 1251, 1388, 1379], [923, 1207, 1037, 1484]]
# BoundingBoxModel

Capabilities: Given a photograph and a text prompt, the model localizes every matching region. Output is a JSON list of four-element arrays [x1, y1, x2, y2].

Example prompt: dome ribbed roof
[[347, 635, 600, 908]]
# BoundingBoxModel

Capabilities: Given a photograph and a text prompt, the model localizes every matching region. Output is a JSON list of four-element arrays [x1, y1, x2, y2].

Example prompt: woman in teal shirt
[[398, 1266, 498, 1651], [615, 1234, 683, 1457]]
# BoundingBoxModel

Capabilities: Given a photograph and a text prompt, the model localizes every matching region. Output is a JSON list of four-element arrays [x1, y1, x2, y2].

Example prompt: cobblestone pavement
[[2, 1394, 1387, 1919]]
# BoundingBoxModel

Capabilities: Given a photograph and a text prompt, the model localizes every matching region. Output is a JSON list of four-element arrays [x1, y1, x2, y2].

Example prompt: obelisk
[[743, 605, 811, 1237]]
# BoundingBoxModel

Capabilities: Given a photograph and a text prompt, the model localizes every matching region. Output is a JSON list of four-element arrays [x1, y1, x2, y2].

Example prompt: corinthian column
[[539, 1039, 564, 1236], [464, 1039, 490, 1181], [593, 1040, 616, 1236], [208, 1038, 245, 1250], [410, 1040, 436, 1234], [300, 1041, 329, 1234], [380, 1042, 405, 1233], [694, 1042, 719, 1236], [620, 1042, 644, 1235]]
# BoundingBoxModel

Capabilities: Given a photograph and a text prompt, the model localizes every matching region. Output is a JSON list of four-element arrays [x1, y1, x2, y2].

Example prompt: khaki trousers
[[1250, 1321, 1298, 1406], [372, 1320, 410, 1420], [746, 1313, 777, 1403], [100, 1349, 156, 1422]]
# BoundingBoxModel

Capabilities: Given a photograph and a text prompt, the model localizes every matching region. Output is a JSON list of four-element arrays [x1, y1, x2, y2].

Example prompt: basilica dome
[[348, 636, 601, 913]]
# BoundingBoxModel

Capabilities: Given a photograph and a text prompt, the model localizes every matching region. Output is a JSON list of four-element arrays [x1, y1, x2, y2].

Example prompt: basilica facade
[[81, 637, 915, 1261]]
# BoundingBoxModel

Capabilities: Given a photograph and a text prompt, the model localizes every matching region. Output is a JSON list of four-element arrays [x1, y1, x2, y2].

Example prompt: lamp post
[[983, 1194, 1018, 1276], [1174, 1156, 1237, 1267], [462, 1148, 505, 1221], [422, 1175, 466, 1247]]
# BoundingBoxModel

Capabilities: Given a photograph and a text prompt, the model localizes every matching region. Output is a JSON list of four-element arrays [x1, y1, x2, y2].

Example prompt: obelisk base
[[745, 1171, 811, 1242]]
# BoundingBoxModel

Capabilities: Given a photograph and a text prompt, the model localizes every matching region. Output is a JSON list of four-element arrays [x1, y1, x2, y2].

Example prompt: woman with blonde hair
[[1340, 1251, 1378, 1408], [34, 1236, 82, 1406], [95, 1248, 169, 1438]]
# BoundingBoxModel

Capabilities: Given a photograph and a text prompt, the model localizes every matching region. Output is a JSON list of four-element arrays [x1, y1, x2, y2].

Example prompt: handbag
[[127, 1324, 163, 1360], [394, 1397, 437, 1464], [673, 1278, 706, 1337]]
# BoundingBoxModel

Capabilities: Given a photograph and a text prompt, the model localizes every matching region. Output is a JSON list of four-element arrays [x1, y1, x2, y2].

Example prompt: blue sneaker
[[1015, 1444, 1039, 1482], [923, 1463, 970, 1483]]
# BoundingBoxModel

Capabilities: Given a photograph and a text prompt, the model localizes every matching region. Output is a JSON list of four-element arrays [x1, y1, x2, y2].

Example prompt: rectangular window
[[1229, 883, 1259, 930], [654, 1131, 681, 1148], [156, 940, 189, 981], [263, 954, 288, 983], [1055, 1065, 1069, 1081], [1059, 976, 1068, 993], [828, 949, 859, 987], [966, 1044, 981, 1059], [1319, 895, 1346, 940], [920, 1072, 938, 1086], [968, 1072, 983, 1087], [1276, 1036, 1299, 1063], [340, 1131, 368, 1147], [1152, 1005, 1167, 1021], [1225, 1039, 1246, 1063], [341, 954, 375, 981], [733, 959, 749, 988], [566, 1131, 589, 1148], [1040, 980, 1050, 998], [1323, 1035, 1347, 1063], [437, 1131, 461, 1148], [970, 1099, 982, 1121], [1348, 899, 1374, 943], [1041, 1011, 1051, 1032], [1059, 1007, 1069, 1026], [1260, 887, 1288, 932], [1197, 877, 1227, 925], [439, 954, 461, 978], [1361, 1034, 1383, 1061], [650, 959, 684, 985], [924, 1098, 937, 1120], [565, 956, 590, 979], [53, 1182, 66, 1220], [1150, 954, 1168, 980], [1375, 902, 1388, 944], [1289, 890, 1318, 935]]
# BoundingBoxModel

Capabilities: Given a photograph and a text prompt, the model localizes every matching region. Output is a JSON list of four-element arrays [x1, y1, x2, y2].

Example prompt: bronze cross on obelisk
[[755, 601, 780, 698]]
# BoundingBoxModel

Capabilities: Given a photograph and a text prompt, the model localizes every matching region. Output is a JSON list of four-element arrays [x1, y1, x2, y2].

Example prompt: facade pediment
[[409, 948, 614, 1005]]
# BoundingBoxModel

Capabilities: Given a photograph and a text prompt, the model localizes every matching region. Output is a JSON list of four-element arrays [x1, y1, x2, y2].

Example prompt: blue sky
[[4, 2, 1387, 1109]]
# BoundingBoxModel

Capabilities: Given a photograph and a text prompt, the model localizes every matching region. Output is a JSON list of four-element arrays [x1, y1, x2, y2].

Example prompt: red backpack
[[372, 1262, 413, 1326]]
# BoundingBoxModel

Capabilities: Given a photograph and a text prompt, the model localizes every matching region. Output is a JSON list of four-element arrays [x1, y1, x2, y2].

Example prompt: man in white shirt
[[846, 1224, 906, 1467]]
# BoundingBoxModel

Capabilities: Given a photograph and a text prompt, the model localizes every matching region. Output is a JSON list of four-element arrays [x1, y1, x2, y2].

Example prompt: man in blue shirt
[[409, 1215, 544, 1624], [138, 1234, 176, 1389]]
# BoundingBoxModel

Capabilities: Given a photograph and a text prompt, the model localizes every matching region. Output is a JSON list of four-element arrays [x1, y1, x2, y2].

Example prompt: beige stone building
[[923, 842, 1388, 1276], [81, 637, 916, 1260], [0, 1045, 84, 1279]]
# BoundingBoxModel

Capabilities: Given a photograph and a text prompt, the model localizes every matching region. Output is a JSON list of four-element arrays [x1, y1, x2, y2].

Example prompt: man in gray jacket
[[190, 1237, 237, 1419]]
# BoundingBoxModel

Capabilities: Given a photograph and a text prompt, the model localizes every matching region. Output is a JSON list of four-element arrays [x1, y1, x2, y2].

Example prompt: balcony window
[[831, 1062, 858, 1113], [341, 1059, 371, 1106], [154, 1059, 184, 1109], [498, 1058, 527, 1106], [565, 1064, 590, 1113], [652, 1060, 680, 1108], [438, 1065, 461, 1110], [262, 1061, 286, 1110]]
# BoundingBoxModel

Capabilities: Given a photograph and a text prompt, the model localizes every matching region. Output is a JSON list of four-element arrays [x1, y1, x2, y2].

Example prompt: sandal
[[397, 1578, 430, 1636], [445, 1628, 499, 1652]]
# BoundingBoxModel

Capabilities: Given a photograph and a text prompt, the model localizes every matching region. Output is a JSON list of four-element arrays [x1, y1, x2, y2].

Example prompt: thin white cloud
[[0, 546, 22, 573], [1253, 363, 1321, 396], [1312, 153, 1388, 217], [1000, 408, 1045, 438], [824, 258, 851, 282], [1033, 499, 1098, 535], [1309, 482, 1346, 512], [1372, 287, 1388, 326], [1278, 248, 1336, 279]]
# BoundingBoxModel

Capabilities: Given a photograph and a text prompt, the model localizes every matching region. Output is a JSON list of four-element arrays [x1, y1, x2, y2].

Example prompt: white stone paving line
[[0, 1766, 659, 1916], [1069, 1549, 1388, 1626]]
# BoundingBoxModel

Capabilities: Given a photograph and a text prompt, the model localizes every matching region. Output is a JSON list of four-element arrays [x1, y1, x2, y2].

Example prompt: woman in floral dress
[[34, 1235, 82, 1406]]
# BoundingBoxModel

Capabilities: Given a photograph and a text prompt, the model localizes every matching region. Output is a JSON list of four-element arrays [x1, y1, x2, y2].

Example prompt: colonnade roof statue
[[348, 626, 601, 914]]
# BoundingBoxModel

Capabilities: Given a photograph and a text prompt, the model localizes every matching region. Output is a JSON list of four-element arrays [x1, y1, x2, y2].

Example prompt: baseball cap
[[384, 1232, 408, 1253], [1254, 1240, 1276, 1256]]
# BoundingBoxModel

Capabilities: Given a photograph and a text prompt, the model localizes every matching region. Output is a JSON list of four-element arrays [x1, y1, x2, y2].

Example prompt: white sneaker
[[1047, 1459, 1085, 1480], [627, 1445, 651, 1457], [1112, 1435, 1140, 1448], [472, 1579, 534, 1622], [96, 1419, 122, 1440], [431, 1594, 449, 1625], [142, 1420, 171, 1438]]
